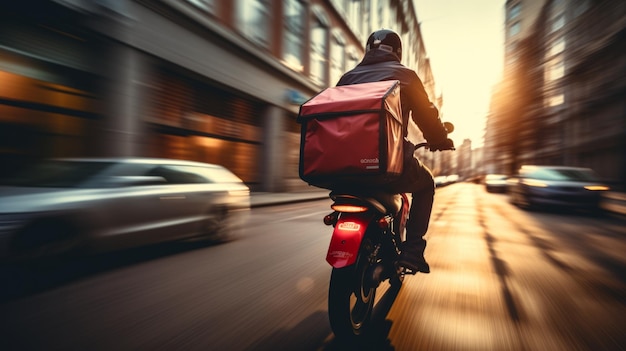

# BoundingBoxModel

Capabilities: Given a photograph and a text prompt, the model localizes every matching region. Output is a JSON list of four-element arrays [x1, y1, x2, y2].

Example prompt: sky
[[414, 0, 506, 148]]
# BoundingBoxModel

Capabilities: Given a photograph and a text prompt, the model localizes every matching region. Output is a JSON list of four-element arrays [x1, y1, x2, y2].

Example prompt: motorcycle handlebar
[[413, 121, 456, 151], [415, 142, 430, 150], [414, 142, 456, 152]]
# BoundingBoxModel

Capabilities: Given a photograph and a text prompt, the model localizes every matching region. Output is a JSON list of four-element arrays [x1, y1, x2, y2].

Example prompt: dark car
[[484, 174, 508, 193], [0, 158, 250, 261], [508, 165, 609, 212]]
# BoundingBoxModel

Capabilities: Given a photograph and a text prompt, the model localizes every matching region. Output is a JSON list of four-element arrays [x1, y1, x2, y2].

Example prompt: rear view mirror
[[443, 122, 455, 133]]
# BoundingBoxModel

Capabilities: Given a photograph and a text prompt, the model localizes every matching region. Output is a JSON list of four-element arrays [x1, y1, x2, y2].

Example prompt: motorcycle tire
[[328, 249, 375, 338]]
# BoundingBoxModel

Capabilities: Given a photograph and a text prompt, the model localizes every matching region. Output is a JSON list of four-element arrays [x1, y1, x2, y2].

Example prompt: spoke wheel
[[199, 207, 231, 243], [515, 192, 533, 210]]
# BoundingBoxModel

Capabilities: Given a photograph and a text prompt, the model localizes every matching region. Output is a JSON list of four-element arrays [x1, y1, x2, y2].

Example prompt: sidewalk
[[250, 190, 329, 208]]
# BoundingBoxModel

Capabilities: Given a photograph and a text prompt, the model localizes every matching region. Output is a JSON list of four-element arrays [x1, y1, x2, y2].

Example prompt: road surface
[[1, 183, 624, 350]]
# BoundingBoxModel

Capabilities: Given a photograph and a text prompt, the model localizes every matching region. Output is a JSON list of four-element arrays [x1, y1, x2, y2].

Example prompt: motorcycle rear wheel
[[328, 252, 375, 338]]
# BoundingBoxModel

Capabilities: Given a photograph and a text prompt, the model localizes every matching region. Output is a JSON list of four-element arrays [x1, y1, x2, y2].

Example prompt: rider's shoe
[[398, 250, 430, 274]]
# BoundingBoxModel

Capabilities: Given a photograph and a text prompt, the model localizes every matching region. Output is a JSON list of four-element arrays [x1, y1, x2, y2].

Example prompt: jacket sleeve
[[403, 71, 448, 144]]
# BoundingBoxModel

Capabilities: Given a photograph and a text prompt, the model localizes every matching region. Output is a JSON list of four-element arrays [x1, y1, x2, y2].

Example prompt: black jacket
[[336, 50, 448, 145]]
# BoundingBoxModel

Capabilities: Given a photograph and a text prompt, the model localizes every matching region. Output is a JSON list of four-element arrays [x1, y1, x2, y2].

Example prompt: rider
[[336, 29, 454, 274]]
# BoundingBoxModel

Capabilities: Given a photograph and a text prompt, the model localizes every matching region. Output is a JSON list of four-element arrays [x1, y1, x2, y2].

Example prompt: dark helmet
[[366, 29, 402, 61]]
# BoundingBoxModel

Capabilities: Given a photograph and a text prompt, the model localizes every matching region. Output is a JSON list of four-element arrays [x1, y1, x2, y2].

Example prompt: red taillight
[[331, 204, 368, 213], [377, 217, 390, 229]]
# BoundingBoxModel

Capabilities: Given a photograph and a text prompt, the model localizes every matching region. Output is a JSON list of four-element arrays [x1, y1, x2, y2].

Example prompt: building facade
[[484, 0, 625, 189], [0, 0, 440, 191]]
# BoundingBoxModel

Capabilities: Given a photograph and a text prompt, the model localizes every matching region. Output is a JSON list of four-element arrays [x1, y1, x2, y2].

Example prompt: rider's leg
[[398, 161, 435, 273]]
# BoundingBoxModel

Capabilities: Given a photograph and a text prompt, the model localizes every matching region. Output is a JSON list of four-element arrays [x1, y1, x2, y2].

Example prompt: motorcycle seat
[[329, 191, 402, 215]]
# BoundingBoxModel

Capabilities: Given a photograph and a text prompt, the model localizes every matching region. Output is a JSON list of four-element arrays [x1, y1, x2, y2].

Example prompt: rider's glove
[[429, 138, 455, 151]]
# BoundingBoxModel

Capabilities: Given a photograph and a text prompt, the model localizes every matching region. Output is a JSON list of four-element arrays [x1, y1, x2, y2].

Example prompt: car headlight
[[522, 179, 548, 187], [584, 185, 609, 191]]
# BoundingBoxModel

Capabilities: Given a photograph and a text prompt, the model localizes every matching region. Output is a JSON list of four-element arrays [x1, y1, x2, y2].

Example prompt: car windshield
[[0, 160, 114, 188], [528, 168, 599, 182]]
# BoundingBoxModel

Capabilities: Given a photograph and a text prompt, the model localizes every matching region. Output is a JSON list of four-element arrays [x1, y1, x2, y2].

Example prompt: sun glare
[[415, 0, 506, 148]]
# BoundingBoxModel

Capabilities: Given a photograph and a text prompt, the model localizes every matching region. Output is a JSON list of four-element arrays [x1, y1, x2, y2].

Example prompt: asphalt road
[[1, 183, 624, 351]]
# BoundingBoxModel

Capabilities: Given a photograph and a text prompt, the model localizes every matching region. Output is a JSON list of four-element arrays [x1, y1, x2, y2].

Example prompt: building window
[[548, 37, 565, 57], [236, 0, 271, 47], [551, 14, 565, 33], [547, 58, 564, 81], [574, 1, 590, 17], [282, 0, 305, 71], [346, 47, 359, 71], [546, 90, 564, 107], [330, 32, 346, 85], [187, 0, 215, 14], [508, 3, 521, 20], [508, 21, 521, 37], [310, 14, 329, 86], [348, 0, 362, 36], [362, 0, 371, 37]]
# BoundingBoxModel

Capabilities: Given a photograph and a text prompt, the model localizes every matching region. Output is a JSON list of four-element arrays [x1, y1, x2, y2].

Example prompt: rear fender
[[326, 212, 374, 268]]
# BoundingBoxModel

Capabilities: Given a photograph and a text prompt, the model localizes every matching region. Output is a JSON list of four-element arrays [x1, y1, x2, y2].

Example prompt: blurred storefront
[[0, 5, 100, 172], [0, 0, 302, 190], [0, 0, 436, 191]]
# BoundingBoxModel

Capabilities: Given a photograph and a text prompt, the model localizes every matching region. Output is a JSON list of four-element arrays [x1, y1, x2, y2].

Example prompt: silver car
[[0, 158, 250, 261], [508, 165, 609, 212]]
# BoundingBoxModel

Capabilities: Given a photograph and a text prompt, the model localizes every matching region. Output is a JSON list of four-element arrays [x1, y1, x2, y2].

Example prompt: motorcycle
[[322, 123, 454, 339]]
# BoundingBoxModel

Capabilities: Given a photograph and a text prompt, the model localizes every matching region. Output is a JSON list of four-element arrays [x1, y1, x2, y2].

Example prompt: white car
[[434, 175, 448, 187], [0, 158, 250, 261]]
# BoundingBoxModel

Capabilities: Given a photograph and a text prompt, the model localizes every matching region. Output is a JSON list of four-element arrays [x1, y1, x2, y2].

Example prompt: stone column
[[87, 3, 148, 157], [97, 44, 148, 157], [262, 105, 286, 192]]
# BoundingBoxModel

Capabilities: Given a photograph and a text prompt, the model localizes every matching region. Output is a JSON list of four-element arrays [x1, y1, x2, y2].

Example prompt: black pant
[[385, 153, 435, 252]]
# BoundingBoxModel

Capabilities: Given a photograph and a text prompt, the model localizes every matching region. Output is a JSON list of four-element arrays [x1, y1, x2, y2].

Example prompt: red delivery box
[[297, 80, 404, 190]]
